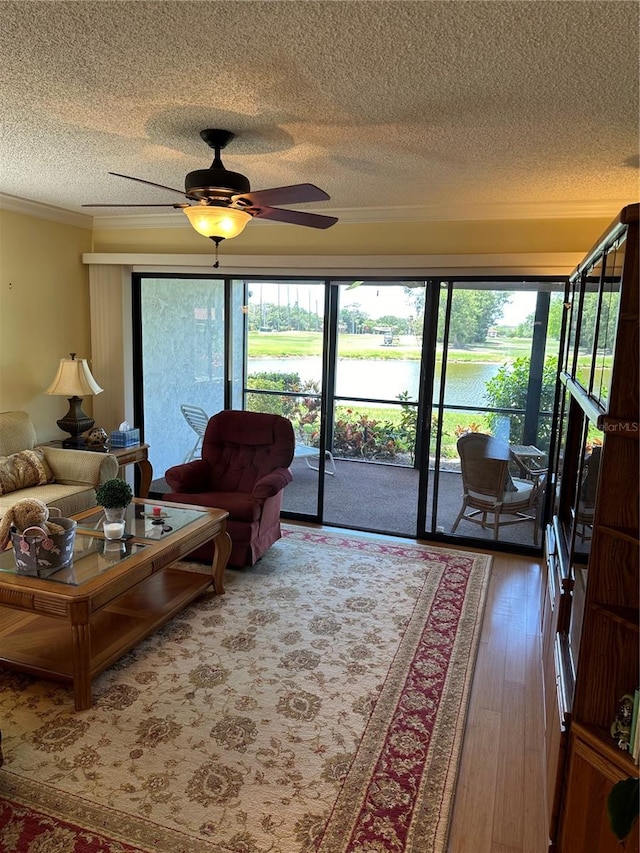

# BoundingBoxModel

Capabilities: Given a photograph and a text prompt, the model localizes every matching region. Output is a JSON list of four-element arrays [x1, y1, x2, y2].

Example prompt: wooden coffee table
[[0, 498, 230, 710]]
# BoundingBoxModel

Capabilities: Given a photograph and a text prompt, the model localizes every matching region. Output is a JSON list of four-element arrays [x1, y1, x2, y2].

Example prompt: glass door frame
[[240, 277, 333, 523], [132, 271, 570, 554]]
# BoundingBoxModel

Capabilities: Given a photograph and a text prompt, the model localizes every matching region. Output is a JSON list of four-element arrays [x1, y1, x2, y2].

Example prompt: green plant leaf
[[607, 777, 639, 841], [95, 478, 133, 509]]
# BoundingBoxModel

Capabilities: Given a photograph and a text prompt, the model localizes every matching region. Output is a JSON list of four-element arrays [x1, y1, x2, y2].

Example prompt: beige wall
[[0, 208, 93, 441], [92, 215, 613, 256]]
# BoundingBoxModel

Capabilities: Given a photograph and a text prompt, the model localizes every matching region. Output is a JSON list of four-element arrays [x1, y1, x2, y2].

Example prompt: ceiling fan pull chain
[[210, 235, 223, 268]]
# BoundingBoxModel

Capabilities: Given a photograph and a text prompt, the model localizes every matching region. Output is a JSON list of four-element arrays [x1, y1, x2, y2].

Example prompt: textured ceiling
[[0, 0, 638, 227]]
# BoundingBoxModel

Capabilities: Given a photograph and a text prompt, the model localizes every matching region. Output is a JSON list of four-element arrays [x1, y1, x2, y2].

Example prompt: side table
[[109, 444, 153, 499], [43, 441, 153, 499]]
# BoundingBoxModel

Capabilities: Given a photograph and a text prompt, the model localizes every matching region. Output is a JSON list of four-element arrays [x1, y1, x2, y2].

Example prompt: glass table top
[[0, 533, 148, 585], [76, 503, 207, 541], [0, 503, 209, 587]]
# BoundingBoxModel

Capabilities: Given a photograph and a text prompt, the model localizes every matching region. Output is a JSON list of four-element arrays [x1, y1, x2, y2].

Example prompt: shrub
[[396, 391, 418, 463], [332, 410, 398, 460], [246, 372, 321, 438], [484, 356, 557, 449]]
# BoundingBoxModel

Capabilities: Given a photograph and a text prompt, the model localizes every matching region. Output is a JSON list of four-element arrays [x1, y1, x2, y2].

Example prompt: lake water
[[248, 357, 500, 407]]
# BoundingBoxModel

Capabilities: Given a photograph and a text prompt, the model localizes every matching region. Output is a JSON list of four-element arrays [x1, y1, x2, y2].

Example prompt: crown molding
[[0, 192, 93, 229], [292, 199, 629, 224], [85, 198, 629, 230], [1, 191, 629, 232]]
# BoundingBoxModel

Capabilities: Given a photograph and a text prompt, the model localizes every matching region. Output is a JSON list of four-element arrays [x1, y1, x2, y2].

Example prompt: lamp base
[[56, 396, 94, 444], [61, 436, 89, 449]]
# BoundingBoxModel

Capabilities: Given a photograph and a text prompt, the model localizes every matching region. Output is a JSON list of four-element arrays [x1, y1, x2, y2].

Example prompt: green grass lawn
[[247, 331, 558, 363]]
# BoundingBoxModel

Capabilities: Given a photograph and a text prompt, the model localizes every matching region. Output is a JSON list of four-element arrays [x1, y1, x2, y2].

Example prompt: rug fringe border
[[1, 765, 242, 852]]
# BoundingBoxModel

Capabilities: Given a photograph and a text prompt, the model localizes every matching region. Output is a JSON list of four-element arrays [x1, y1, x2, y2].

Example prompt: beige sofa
[[0, 410, 118, 518]]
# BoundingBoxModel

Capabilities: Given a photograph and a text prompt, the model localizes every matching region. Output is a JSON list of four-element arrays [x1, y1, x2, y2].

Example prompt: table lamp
[[45, 353, 103, 447]]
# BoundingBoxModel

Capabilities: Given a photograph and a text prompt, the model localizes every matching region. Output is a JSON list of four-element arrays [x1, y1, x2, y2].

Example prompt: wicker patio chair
[[451, 432, 545, 545]]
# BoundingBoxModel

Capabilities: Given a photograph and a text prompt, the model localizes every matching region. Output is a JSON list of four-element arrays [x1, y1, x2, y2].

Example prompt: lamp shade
[[183, 205, 252, 239], [45, 354, 103, 397]]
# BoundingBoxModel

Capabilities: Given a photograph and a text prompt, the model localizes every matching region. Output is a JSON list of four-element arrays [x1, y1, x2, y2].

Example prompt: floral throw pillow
[[0, 449, 55, 495]]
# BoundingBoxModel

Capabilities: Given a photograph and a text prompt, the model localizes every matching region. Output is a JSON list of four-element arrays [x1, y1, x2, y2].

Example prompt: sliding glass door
[[320, 281, 426, 535], [424, 280, 563, 549], [242, 279, 427, 533]]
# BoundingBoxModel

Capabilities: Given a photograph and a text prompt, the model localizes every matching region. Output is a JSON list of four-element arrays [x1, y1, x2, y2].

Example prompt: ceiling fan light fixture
[[183, 205, 252, 240]]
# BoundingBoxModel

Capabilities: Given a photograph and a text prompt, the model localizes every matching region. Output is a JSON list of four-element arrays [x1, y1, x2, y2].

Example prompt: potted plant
[[95, 478, 133, 524]]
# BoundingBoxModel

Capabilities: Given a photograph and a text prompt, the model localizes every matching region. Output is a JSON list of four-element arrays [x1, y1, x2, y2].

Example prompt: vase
[[104, 506, 126, 523]]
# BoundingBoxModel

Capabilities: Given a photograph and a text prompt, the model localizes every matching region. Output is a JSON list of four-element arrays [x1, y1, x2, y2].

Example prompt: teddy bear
[[0, 498, 66, 551]]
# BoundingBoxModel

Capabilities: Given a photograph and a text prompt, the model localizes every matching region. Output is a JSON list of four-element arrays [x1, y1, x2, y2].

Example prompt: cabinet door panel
[[560, 734, 639, 853]]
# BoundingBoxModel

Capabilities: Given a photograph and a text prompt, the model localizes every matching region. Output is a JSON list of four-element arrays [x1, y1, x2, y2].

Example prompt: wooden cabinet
[[543, 204, 639, 849]]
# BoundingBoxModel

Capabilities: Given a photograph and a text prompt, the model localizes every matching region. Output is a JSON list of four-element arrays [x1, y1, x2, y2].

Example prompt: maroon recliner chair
[[164, 410, 295, 567]]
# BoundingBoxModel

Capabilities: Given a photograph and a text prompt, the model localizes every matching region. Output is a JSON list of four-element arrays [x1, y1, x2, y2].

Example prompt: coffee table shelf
[[0, 499, 230, 709], [0, 566, 212, 683]]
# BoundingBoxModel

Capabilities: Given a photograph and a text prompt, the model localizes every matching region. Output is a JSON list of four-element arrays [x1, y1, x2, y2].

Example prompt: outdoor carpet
[[0, 525, 492, 853]]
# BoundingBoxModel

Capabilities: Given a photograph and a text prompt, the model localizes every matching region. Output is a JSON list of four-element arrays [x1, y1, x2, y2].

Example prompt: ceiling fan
[[84, 128, 338, 264]]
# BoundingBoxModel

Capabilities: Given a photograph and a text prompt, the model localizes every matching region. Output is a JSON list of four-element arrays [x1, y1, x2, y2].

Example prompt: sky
[[249, 282, 538, 326]]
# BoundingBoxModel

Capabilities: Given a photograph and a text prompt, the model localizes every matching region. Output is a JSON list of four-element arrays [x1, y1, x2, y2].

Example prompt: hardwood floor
[[447, 551, 548, 853]]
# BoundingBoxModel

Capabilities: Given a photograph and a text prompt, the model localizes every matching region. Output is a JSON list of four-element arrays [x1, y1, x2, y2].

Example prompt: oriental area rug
[[0, 526, 491, 853]]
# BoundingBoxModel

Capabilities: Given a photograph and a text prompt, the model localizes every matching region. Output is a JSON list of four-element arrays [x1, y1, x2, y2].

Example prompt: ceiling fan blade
[[252, 206, 338, 229], [82, 203, 187, 208], [236, 183, 330, 207], [109, 171, 187, 196]]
